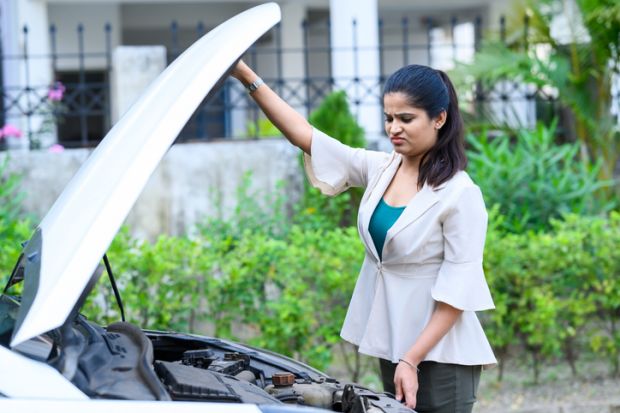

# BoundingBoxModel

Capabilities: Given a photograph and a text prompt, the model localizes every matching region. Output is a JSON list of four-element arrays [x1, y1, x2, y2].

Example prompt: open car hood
[[10, 3, 281, 347]]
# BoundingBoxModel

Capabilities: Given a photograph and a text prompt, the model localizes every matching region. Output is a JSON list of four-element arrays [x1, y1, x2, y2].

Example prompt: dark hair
[[383, 64, 467, 188]]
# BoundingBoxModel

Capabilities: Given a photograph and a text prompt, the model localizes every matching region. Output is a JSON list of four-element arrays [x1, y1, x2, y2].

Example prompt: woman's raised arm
[[230, 60, 313, 155]]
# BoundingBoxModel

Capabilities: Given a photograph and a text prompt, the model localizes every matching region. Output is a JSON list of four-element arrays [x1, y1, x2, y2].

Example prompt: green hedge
[[0, 156, 33, 285], [72, 212, 620, 381], [76, 225, 363, 374], [1, 113, 619, 382], [484, 210, 620, 381], [2, 211, 619, 381], [466, 121, 615, 233]]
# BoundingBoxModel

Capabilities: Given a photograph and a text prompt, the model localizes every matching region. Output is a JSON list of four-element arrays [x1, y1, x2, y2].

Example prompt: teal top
[[368, 198, 406, 260]]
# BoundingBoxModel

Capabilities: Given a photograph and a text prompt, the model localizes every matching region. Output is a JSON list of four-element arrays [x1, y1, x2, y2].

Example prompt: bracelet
[[398, 358, 420, 373], [247, 77, 264, 94]]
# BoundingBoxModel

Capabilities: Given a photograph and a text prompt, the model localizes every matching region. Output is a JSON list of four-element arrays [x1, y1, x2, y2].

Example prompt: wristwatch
[[247, 77, 264, 94]]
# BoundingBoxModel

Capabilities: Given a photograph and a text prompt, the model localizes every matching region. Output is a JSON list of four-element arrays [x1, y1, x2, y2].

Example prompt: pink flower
[[48, 144, 65, 153], [47, 81, 66, 102], [0, 124, 23, 139]]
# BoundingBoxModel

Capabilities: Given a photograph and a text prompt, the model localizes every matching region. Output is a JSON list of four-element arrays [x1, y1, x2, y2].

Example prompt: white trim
[[0, 345, 87, 399], [0, 399, 263, 413]]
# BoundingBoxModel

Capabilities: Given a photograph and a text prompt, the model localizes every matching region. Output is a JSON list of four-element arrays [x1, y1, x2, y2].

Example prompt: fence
[[1, 14, 618, 149], [0, 23, 112, 149]]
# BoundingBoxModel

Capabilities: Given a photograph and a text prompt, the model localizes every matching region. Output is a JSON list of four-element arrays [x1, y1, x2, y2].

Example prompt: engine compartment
[[62, 318, 412, 412], [0, 293, 413, 413]]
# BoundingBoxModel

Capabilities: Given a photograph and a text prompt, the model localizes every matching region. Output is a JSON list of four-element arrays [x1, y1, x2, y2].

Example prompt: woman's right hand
[[394, 360, 419, 409]]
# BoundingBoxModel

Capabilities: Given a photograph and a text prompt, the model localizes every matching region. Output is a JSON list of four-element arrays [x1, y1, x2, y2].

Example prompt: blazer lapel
[[358, 155, 401, 261], [384, 183, 439, 246]]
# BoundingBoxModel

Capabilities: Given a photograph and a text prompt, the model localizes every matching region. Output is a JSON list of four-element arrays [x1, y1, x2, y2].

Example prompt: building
[[1, 0, 512, 151]]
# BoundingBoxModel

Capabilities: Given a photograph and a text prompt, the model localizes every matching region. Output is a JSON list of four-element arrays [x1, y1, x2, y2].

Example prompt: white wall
[[121, 2, 250, 30], [47, 3, 121, 71], [2, 138, 303, 239], [111, 45, 167, 124]]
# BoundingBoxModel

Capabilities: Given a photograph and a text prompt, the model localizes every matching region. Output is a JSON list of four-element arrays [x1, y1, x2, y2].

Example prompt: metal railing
[[1, 14, 618, 149]]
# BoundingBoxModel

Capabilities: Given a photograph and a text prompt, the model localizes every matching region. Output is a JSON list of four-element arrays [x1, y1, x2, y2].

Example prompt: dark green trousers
[[379, 359, 481, 413]]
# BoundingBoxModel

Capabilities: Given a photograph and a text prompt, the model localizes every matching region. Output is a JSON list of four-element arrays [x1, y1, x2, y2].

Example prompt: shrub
[[245, 116, 281, 138], [0, 157, 24, 224], [451, 0, 620, 187], [197, 171, 291, 241], [0, 157, 33, 287], [484, 212, 620, 381], [243, 226, 363, 371], [556, 212, 620, 377], [308, 91, 365, 149], [0, 219, 34, 287], [467, 121, 615, 232], [196, 225, 364, 371], [84, 224, 364, 374], [83, 227, 207, 332], [80, 206, 620, 382]]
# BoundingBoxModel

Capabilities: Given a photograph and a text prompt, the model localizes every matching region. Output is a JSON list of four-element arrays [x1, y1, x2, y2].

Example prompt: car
[[0, 3, 413, 413]]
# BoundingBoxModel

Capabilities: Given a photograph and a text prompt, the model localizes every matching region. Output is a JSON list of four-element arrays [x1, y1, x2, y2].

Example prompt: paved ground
[[474, 359, 620, 413], [330, 350, 620, 412]]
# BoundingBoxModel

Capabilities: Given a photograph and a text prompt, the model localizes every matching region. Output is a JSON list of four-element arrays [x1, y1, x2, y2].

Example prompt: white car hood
[[10, 3, 281, 347]]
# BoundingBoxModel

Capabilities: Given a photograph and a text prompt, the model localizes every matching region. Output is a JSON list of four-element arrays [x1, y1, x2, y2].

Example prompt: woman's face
[[383, 92, 445, 159]]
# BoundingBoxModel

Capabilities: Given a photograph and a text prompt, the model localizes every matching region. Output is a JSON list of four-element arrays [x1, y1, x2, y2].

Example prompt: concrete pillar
[[1, 0, 20, 148], [111, 46, 167, 124], [2, 0, 52, 150], [280, 0, 306, 115], [329, 0, 382, 147]]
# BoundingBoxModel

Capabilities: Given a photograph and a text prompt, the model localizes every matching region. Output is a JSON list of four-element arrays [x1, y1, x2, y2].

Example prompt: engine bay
[[71, 318, 412, 412], [1, 293, 413, 412]]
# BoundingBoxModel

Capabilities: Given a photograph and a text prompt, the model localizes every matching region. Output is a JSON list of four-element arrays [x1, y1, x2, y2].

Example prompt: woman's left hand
[[394, 360, 419, 409]]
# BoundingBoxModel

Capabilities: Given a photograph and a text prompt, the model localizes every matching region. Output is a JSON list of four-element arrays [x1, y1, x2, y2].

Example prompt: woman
[[231, 61, 496, 413]]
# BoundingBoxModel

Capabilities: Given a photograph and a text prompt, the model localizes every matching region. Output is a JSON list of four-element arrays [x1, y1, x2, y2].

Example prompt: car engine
[[1, 292, 413, 413], [61, 319, 412, 412]]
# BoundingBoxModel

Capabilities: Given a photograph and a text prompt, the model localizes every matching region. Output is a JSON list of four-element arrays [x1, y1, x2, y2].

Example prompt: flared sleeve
[[303, 128, 388, 196], [431, 185, 495, 311]]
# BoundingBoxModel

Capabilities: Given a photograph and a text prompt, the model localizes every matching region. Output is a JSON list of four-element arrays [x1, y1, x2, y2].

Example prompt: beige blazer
[[304, 128, 497, 365]]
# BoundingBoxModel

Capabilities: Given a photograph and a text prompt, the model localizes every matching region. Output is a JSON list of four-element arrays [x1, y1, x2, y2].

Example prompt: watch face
[[249, 78, 264, 92]]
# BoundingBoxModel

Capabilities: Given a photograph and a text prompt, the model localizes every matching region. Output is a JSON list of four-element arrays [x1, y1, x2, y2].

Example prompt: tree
[[452, 0, 620, 190]]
